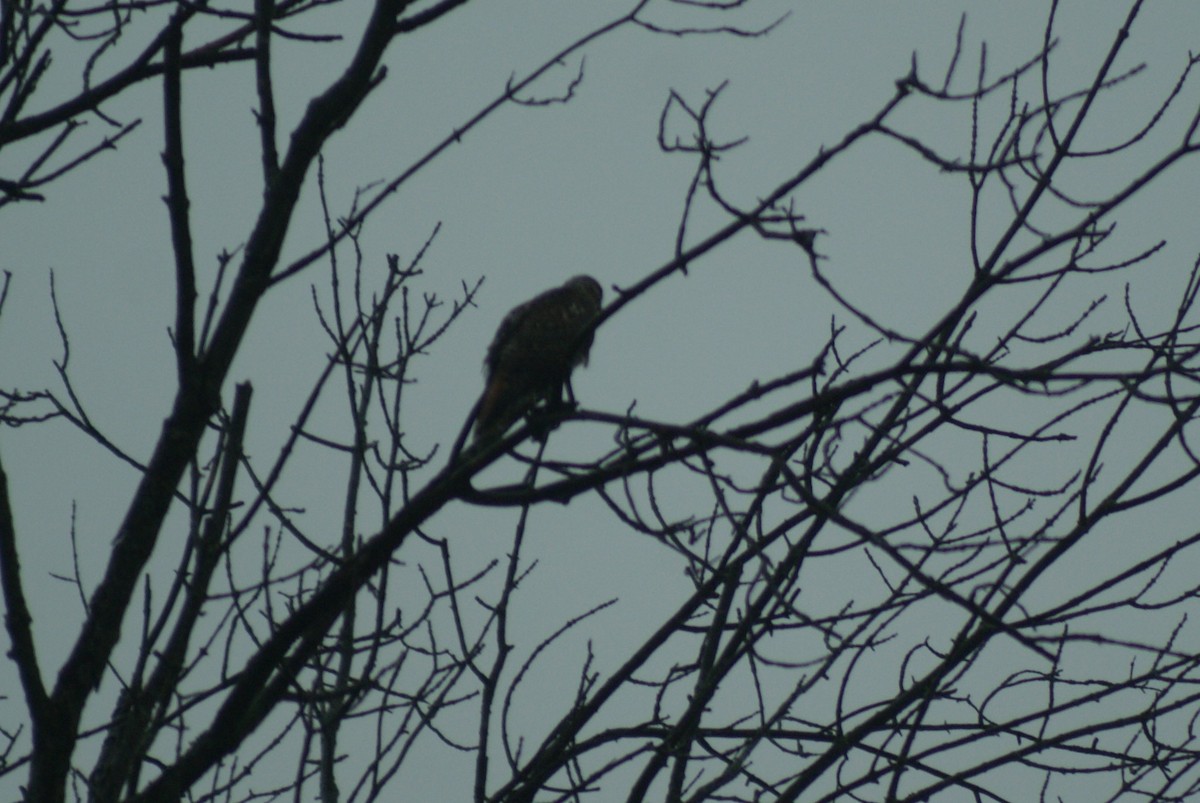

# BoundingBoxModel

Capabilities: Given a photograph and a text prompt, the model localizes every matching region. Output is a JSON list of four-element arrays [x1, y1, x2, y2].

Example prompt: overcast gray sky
[[4, 1, 1200, 799]]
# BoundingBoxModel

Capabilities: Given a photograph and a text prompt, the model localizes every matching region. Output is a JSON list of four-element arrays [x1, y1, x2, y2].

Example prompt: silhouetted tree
[[4, 1, 1200, 801]]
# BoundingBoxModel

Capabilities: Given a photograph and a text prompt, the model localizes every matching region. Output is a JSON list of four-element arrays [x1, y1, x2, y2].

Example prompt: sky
[[3, 0, 1200, 799]]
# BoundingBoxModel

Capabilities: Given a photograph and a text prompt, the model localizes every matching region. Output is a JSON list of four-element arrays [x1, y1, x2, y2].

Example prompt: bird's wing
[[484, 294, 539, 375]]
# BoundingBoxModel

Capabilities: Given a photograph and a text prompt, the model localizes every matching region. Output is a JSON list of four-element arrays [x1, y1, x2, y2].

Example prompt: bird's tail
[[473, 376, 521, 443]]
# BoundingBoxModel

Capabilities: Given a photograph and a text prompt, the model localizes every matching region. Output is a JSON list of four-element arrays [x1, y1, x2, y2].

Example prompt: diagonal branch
[[0, 449, 48, 732], [162, 17, 197, 381]]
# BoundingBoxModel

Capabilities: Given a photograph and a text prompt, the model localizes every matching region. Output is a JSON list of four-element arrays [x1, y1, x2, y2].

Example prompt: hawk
[[473, 275, 603, 442]]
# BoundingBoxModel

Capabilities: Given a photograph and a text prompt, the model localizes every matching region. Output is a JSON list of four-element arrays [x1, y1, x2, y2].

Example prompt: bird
[[473, 275, 603, 443]]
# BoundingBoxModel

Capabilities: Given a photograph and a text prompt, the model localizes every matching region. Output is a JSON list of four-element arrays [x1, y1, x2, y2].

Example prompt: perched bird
[[473, 275, 603, 442]]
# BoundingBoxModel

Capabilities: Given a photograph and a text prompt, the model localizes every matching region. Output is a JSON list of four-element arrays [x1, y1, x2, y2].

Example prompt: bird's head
[[565, 275, 603, 308]]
